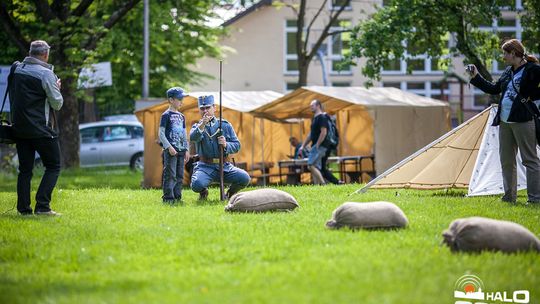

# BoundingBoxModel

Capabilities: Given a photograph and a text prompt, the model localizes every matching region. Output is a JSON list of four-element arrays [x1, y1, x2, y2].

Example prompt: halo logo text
[[454, 274, 530, 304]]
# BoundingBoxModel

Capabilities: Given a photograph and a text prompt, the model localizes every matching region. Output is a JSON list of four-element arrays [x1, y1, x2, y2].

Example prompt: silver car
[[79, 121, 144, 170]]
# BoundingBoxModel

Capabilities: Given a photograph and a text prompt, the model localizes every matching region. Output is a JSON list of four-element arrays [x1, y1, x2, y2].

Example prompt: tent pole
[[260, 118, 266, 186], [289, 123, 293, 157], [251, 118, 255, 176]]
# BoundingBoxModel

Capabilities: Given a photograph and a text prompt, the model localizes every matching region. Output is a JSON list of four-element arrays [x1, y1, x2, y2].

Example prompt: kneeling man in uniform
[[190, 95, 251, 200]]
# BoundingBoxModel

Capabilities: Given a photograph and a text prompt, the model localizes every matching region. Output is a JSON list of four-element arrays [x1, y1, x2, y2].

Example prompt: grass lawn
[[0, 168, 539, 303]]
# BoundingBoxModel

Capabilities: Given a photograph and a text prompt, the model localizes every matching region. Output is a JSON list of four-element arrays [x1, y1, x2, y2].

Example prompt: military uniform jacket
[[189, 118, 240, 158]]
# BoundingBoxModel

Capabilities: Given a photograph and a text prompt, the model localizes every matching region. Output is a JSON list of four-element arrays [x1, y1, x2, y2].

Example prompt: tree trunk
[[58, 75, 80, 168], [298, 63, 309, 86]]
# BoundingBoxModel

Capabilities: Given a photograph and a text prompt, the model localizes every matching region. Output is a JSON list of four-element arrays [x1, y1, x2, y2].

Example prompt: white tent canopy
[[254, 86, 449, 121], [305, 86, 450, 107], [357, 105, 538, 196], [188, 90, 284, 112]]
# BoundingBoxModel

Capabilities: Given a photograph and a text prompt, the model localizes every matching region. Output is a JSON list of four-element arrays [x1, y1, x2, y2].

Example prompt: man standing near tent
[[299, 100, 341, 185], [190, 95, 251, 200], [467, 38, 540, 204]]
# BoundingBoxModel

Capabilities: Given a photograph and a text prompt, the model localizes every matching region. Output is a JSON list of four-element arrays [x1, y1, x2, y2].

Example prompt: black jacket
[[9, 57, 63, 139], [470, 62, 540, 126]]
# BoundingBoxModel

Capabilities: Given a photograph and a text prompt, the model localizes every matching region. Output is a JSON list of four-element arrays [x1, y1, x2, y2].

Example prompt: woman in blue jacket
[[467, 38, 540, 204]]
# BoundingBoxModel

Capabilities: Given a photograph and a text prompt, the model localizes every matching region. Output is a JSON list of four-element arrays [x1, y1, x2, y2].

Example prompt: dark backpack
[[323, 113, 339, 150]]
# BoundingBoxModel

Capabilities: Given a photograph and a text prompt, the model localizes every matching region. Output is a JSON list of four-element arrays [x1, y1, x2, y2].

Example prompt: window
[[286, 20, 297, 27], [498, 17, 516, 27], [382, 82, 401, 89], [329, 20, 352, 74], [407, 59, 425, 72], [287, 59, 299, 71], [382, 35, 449, 74], [286, 32, 297, 55], [131, 126, 144, 139], [332, 82, 351, 87], [431, 81, 446, 91], [383, 57, 402, 72], [430, 58, 443, 71], [80, 127, 102, 144], [285, 18, 352, 76], [330, 0, 351, 10], [390, 81, 450, 99], [407, 82, 425, 90], [406, 82, 426, 96], [285, 20, 299, 74], [286, 82, 300, 92], [331, 59, 350, 72]]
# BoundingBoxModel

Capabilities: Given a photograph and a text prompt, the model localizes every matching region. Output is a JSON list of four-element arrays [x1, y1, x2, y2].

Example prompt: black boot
[[226, 189, 238, 200], [199, 188, 209, 200]]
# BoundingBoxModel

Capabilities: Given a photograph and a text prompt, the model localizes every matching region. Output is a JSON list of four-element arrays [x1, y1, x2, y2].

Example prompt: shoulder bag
[[510, 76, 540, 146], [0, 62, 19, 144]]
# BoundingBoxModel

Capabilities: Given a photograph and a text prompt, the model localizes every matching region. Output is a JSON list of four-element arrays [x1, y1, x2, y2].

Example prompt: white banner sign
[[78, 62, 112, 89]]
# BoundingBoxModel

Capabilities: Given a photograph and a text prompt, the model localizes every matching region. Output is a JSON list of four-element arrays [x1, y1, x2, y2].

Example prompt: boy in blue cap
[[190, 95, 251, 200], [159, 87, 190, 203]]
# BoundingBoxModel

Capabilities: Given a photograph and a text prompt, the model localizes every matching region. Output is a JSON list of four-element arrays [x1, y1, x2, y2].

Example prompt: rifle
[[219, 60, 225, 201]]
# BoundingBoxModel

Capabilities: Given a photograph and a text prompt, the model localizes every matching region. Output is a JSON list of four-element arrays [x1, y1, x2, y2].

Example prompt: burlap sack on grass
[[442, 217, 540, 253], [326, 202, 408, 230], [224, 189, 299, 212]]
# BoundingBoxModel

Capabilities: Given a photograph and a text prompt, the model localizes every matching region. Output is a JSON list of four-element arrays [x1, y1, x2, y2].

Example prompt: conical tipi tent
[[356, 105, 539, 196]]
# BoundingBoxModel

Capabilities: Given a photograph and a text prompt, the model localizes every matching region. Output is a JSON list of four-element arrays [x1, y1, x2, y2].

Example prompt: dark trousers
[[162, 151, 185, 201], [190, 162, 251, 195], [499, 120, 540, 202], [15, 137, 61, 214], [321, 149, 339, 184]]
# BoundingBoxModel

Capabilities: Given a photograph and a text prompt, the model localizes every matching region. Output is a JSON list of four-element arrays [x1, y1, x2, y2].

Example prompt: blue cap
[[198, 95, 215, 108], [166, 87, 188, 99]]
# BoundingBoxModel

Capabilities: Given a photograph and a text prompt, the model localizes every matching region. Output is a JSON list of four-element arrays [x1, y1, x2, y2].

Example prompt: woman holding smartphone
[[467, 38, 540, 204]]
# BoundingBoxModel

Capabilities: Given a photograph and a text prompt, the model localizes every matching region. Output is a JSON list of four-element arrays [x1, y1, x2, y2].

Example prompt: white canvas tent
[[357, 105, 539, 196]]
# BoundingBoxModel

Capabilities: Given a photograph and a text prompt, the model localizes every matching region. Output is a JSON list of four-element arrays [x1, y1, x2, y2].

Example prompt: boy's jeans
[[162, 150, 185, 201]]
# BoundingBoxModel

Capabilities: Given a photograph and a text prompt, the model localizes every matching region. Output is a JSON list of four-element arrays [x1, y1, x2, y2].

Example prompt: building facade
[[190, 0, 525, 121]]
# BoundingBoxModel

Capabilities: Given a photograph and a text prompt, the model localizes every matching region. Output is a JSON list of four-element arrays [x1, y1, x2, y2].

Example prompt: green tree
[[0, 0, 222, 167], [89, 1, 223, 117], [0, 0, 142, 167], [346, 0, 513, 84], [521, 0, 540, 54]]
